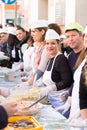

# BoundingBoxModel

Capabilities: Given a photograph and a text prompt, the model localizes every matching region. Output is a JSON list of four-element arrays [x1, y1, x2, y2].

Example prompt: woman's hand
[[28, 74, 34, 86], [55, 96, 71, 115], [40, 84, 57, 96], [55, 102, 71, 114], [2, 102, 18, 116], [0, 88, 10, 97]]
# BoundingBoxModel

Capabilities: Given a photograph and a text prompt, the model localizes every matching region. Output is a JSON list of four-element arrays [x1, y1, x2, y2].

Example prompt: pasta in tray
[[4, 116, 43, 130], [6, 87, 41, 103]]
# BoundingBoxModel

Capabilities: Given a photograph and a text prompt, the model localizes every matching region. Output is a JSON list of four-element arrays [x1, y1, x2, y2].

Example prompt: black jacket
[[0, 105, 8, 129], [79, 62, 87, 110], [16, 32, 31, 62], [0, 42, 12, 68]]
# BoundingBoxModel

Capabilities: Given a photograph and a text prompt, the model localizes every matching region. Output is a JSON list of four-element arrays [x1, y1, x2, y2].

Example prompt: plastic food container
[[4, 72, 14, 82], [4, 116, 43, 130]]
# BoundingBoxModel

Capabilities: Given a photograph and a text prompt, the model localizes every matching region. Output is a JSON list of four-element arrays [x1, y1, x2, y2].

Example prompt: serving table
[[0, 67, 84, 130], [35, 105, 83, 130], [0, 68, 22, 88]]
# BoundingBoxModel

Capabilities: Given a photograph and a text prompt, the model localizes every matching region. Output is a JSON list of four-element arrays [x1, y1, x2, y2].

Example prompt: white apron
[[12, 47, 21, 69], [23, 46, 34, 72], [70, 59, 86, 118], [42, 52, 68, 108]]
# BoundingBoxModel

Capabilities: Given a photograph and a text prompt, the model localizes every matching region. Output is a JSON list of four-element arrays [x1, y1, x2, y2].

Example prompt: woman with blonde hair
[[79, 26, 87, 121]]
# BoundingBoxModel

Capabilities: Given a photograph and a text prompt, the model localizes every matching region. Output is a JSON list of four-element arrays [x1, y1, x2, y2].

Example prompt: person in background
[[16, 26, 33, 48], [0, 103, 17, 129], [0, 51, 9, 60], [5, 22, 14, 27], [0, 24, 2, 28], [55, 22, 84, 118], [0, 28, 9, 60], [7, 27, 20, 69], [16, 26, 33, 62], [48, 23, 62, 35], [79, 26, 87, 120], [16, 20, 50, 87], [39, 29, 73, 108], [0, 28, 11, 68], [26, 20, 50, 84], [60, 34, 72, 57], [12, 26, 34, 72]]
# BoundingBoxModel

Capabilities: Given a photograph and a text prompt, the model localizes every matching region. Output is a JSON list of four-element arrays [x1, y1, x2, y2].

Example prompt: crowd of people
[[0, 20, 87, 129]]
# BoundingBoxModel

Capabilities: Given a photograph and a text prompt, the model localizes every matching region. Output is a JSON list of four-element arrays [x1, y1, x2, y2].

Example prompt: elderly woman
[[40, 29, 73, 108]]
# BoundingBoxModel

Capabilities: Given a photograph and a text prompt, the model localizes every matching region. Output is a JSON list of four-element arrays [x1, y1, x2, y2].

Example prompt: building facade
[[0, 0, 87, 30]]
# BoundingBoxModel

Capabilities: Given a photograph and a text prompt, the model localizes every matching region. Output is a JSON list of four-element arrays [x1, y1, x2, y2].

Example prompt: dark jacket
[[46, 54, 73, 90], [7, 43, 20, 63], [79, 62, 87, 110], [0, 42, 12, 68], [16, 31, 32, 62], [0, 105, 8, 129]]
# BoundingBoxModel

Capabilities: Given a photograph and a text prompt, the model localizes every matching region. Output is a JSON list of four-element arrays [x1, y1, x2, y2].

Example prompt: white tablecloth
[[35, 105, 84, 130]]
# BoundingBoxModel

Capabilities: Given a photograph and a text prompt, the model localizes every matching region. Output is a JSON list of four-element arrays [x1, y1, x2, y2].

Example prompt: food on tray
[[8, 119, 34, 128], [6, 87, 41, 103], [14, 100, 42, 116], [4, 116, 43, 130], [17, 100, 42, 110]]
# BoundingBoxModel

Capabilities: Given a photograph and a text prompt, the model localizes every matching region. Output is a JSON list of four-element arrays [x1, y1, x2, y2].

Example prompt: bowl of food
[[4, 116, 43, 130], [15, 100, 42, 116]]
